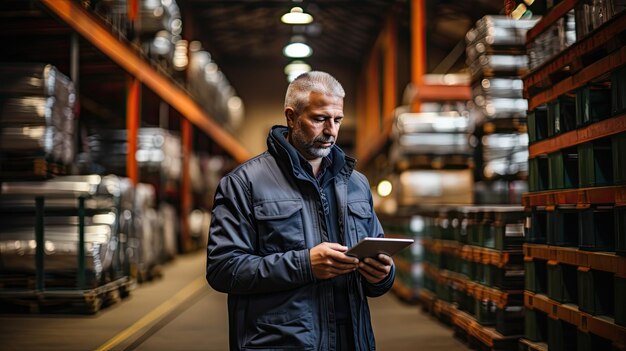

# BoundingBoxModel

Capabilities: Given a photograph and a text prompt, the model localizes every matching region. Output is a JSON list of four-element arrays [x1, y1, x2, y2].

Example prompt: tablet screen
[[346, 237, 414, 260]]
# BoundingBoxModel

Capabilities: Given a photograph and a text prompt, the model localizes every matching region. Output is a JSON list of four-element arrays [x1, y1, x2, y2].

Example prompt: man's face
[[287, 92, 344, 160]]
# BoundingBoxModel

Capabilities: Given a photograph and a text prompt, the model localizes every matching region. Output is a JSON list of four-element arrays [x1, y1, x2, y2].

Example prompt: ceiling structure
[[179, 0, 506, 75]]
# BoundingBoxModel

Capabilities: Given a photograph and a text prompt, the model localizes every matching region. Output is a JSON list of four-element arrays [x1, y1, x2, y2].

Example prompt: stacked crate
[[419, 205, 527, 350], [382, 110, 474, 300], [466, 16, 538, 205], [521, 2, 626, 350], [378, 211, 424, 302], [0, 64, 77, 179]]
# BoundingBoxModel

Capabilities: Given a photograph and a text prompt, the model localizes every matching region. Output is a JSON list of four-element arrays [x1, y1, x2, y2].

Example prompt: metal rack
[[522, 1, 626, 349]]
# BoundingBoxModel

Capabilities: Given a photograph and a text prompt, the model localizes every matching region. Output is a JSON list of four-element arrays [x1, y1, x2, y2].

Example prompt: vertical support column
[[70, 33, 79, 90], [181, 118, 192, 252], [411, 0, 426, 112], [78, 197, 86, 289], [366, 51, 380, 148], [35, 197, 45, 292], [383, 15, 398, 131], [126, 78, 140, 185]]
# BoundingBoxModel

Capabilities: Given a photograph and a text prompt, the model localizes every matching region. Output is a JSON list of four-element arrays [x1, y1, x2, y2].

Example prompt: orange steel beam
[[181, 119, 192, 252], [412, 84, 471, 102], [383, 15, 397, 127], [41, 0, 251, 164], [126, 77, 140, 185], [411, 0, 426, 112]]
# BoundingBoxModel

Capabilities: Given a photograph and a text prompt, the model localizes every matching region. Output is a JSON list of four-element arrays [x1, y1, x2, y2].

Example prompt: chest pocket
[[254, 199, 305, 254], [347, 200, 372, 242]]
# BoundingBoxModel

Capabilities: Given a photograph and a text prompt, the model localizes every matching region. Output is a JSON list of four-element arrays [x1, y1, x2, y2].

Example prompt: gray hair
[[284, 71, 345, 115]]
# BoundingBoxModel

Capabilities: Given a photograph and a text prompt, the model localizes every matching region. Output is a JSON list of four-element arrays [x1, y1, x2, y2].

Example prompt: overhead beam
[[40, 0, 252, 164]]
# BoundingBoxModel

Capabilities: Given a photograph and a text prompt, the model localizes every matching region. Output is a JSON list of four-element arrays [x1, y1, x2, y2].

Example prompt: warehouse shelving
[[524, 291, 626, 346], [523, 244, 626, 276], [522, 1, 626, 349], [528, 113, 626, 157], [416, 204, 527, 350], [0, 0, 251, 313], [522, 185, 626, 206], [40, 0, 250, 164]]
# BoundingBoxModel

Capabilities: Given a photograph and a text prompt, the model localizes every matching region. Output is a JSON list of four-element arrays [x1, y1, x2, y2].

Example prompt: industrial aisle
[[0, 250, 469, 351]]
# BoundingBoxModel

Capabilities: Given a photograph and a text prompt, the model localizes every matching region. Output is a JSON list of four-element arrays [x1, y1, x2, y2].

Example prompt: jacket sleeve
[[363, 210, 396, 297], [206, 173, 315, 294]]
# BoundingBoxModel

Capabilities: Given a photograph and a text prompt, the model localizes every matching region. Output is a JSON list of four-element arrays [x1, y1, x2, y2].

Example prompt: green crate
[[479, 209, 495, 248], [528, 106, 548, 143], [549, 149, 579, 190], [547, 261, 578, 303], [436, 281, 453, 302], [578, 206, 615, 252], [475, 297, 496, 325], [474, 262, 485, 283], [525, 308, 548, 342], [577, 267, 615, 317], [577, 330, 614, 351], [547, 318, 578, 351], [578, 140, 614, 187], [611, 65, 626, 115], [548, 95, 577, 136], [496, 305, 525, 336], [528, 208, 548, 244], [493, 264, 525, 290], [576, 83, 612, 127], [493, 207, 526, 250], [468, 209, 482, 246], [616, 207, 626, 256], [529, 156, 550, 192], [613, 132, 626, 185], [547, 206, 579, 247], [616, 275, 626, 327], [525, 257, 548, 294]]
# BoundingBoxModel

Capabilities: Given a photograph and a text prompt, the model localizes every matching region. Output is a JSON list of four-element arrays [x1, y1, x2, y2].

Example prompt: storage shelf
[[525, 0, 578, 43], [525, 291, 626, 344], [523, 243, 626, 276], [522, 185, 626, 207], [423, 239, 521, 268], [440, 298, 521, 348], [394, 256, 414, 273], [391, 280, 417, 302], [40, 0, 252, 163], [423, 263, 521, 308], [527, 45, 626, 110], [524, 9, 626, 100], [529, 113, 626, 158]]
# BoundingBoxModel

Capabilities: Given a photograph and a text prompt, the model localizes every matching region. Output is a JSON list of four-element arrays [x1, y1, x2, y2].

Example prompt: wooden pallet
[[0, 276, 134, 314]]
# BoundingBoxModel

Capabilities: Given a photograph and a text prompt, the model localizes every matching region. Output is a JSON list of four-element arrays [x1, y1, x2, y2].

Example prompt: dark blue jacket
[[206, 126, 395, 350]]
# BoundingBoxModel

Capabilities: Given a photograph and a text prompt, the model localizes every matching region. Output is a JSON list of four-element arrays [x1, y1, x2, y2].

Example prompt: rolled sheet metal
[[391, 112, 472, 157], [0, 175, 134, 287], [0, 63, 76, 166]]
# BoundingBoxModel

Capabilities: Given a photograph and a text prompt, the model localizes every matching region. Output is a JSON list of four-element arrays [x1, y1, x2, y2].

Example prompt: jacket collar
[[267, 125, 356, 182]]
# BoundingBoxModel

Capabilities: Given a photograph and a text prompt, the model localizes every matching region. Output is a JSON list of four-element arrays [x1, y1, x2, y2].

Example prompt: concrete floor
[[0, 251, 469, 350]]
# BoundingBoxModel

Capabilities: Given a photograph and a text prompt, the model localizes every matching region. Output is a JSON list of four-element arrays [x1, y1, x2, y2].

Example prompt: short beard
[[290, 128, 334, 160]]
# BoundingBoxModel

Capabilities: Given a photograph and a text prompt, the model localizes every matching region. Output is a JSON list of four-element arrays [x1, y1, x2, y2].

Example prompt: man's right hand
[[309, 242, 359, 280]]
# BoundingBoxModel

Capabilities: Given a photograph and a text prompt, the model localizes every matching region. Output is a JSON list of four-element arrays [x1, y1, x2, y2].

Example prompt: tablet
[[346, 237, 414, 260]]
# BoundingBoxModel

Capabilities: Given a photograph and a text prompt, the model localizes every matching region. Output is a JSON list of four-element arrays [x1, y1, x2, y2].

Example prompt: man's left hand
[[357, 254, 392, 284]]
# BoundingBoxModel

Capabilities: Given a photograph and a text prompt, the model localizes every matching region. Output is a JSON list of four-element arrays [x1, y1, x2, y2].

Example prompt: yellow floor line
[[95, 276, 207, 351]]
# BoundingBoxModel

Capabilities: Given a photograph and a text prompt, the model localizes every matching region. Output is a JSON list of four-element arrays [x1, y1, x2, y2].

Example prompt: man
[[206, 71, 394, 351]]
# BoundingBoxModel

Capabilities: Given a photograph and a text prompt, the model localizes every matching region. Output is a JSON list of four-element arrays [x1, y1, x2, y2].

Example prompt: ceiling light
[[284, 60, 312, 82], [283, 36, 312, 58], [377, 180, 393, 197], [281, 7, 313, 24]]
